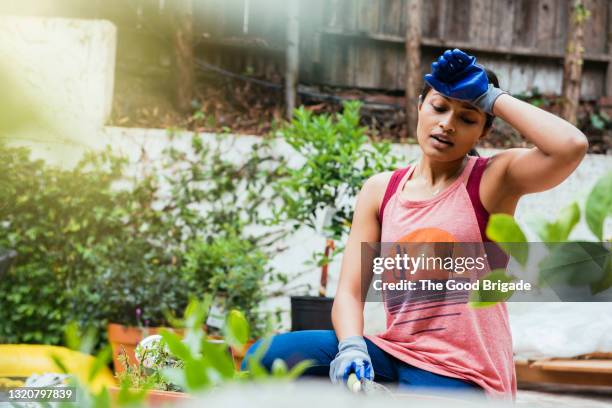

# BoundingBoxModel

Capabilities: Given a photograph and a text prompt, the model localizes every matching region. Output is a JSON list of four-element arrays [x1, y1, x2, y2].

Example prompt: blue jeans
[[241, 330, 482, 394]]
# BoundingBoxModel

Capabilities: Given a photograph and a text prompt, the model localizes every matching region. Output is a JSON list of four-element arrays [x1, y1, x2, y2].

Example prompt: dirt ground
[[110, 71, 611, 155]]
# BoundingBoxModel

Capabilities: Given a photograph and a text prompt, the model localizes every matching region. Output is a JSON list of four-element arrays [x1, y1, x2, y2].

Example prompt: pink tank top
[[365, 155, 516, 399]]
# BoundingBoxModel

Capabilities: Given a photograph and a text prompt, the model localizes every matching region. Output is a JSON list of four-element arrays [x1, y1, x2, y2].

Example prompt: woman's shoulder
[[360, 171, 395, 215]]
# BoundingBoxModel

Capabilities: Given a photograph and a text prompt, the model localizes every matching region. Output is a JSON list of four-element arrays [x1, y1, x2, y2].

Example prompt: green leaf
[[161, 367, 187, 390], [555, 202, 581, 242], [201, 339, 235, 380], [244, 337, 272, 379], [184, 358, 210, 391], [585, 171, 612, 240], [224, 309, 249, 348], [159, 329, 192, 361], [532, 202, 580, 243], [590, 255, 612, 294], [271, 359, 288, 377], [117, 377, 149, 405], [50, 353, 69, 374], [468, 269, 516, 307], [88, 345, 112, 382], [286, 359, 313, 380], [64, 322, 81, 351], [539, 242, 610, 287], [485, 214, 528, 266], [91, 387, 111, 408], [590, 113, 606, 130]]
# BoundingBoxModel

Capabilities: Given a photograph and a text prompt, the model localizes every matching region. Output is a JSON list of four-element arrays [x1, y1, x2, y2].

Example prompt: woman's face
[[416, 90, 489, 161]]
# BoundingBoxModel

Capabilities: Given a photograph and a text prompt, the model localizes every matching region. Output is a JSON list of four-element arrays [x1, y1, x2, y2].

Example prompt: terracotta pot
[[108, 386, 192, 407], [107, 323, 184, 373]]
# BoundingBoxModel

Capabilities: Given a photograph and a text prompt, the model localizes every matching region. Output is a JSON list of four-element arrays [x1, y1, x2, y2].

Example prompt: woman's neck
[[414, 155, 467, 185]]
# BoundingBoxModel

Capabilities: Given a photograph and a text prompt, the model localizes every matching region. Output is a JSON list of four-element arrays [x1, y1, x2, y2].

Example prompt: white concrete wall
[[0, 17, 116, 162], [100, 127, 612, 333]]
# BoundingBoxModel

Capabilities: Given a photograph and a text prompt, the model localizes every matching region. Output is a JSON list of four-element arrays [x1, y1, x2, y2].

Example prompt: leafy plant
[[51, 299, 312, 408], [0, 132, 290, 345], [117, 338, 183, 392], [471, 171, 612, 305], [274, 101, 400, 295]]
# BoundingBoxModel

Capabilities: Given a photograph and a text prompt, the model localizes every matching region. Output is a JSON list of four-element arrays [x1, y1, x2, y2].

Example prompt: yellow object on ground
[[0, 344, 116, 392]]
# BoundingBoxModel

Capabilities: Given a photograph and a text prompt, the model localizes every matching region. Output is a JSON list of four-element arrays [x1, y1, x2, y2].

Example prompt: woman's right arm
[[332, 172, 391, 341]]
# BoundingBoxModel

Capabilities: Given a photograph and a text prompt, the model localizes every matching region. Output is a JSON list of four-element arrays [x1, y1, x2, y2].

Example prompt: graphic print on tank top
[[380, 226, 487, 338]]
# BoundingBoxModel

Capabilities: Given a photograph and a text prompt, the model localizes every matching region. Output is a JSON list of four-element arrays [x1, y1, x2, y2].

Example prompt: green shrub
[[0, 133, 288, 345], [0, 146, 132, 343]]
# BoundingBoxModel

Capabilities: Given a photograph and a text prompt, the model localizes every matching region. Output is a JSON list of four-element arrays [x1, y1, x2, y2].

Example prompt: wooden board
[[531, 359, 612, 374], [516, 359, 612, 387]]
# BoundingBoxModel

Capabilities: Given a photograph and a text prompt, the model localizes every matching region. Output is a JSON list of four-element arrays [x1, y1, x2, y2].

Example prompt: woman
[[242, 49, 588, 399]]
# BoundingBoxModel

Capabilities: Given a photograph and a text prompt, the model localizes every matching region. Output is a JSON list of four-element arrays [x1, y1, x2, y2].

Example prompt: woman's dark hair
[[420, 67, 500, 157]]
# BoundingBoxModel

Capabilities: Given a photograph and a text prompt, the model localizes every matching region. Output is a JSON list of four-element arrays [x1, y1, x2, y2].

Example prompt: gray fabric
[[472, 84, 507, 115]]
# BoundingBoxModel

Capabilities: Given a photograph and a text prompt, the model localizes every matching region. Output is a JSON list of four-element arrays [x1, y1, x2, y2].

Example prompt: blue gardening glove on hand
[[424, 48, 506, 115], [329, 336, 374, 384]]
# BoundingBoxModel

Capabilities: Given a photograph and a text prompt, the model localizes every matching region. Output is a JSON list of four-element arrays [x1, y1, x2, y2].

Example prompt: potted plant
[[274, 101, 400, 330], [104, 299, 311, 407]]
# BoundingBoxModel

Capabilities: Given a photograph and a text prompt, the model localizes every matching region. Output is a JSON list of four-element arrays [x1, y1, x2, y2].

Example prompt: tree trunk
[[173, 0, 194, 113], [562, 1, 590, 125], [405, 0, 422, 139], [285, 0, 300, 120], [319, 239, 334, 297]]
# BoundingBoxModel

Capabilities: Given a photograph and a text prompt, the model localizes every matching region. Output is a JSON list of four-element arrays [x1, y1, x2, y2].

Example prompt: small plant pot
[[108, 386, 192, 407], [290, 296, 335, 331], [106, 323, 184, 374]]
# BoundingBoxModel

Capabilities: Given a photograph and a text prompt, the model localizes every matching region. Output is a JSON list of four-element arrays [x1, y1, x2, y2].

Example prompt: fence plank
[[583, 0, 607, 54], [422, 0, 442, 39], [358, 42, 383, 88], [469, 0, 491, 45], [341, 0, 357, 31], [552, 0, 568, 54], [443, 0, 471, 42], [513, 0, 539, 48], [381, 0, 402, 36], [536, 0, 556, 53], [356, 0, 380, 34], [324, 0, 343, 29], [490, 0, 516, 48]]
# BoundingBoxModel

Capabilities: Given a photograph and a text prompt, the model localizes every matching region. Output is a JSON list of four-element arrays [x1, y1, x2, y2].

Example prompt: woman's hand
[[329, 336, 374, 384], [424, 48, 506, 114]]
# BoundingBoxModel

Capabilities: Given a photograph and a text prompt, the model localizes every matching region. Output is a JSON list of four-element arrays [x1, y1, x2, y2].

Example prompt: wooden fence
[[194, 0, 612, 100]]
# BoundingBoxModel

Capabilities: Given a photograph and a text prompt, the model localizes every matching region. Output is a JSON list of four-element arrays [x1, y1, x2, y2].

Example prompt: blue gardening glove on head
[[329, 336, 374, 384], [424, 48, 506, 115]]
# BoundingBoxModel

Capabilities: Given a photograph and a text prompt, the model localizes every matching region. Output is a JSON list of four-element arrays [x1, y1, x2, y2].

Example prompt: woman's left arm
[[492, 93, 589, 194]]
